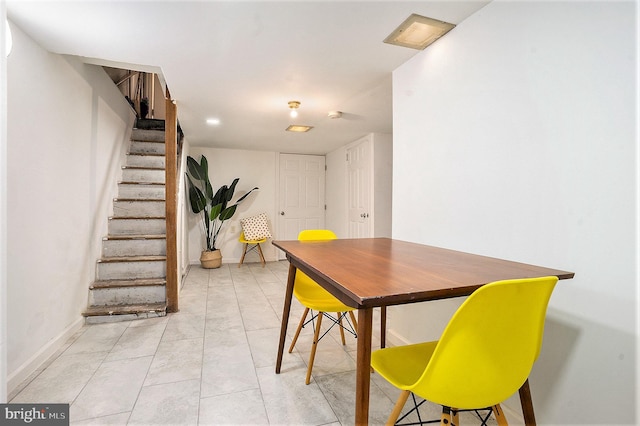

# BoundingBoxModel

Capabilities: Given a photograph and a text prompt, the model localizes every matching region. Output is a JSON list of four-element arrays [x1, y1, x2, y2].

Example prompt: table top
[[272, 238, 575, 309]]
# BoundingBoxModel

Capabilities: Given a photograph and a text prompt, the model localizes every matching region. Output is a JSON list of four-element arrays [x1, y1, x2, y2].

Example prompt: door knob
[[280, 211, 285, 216]]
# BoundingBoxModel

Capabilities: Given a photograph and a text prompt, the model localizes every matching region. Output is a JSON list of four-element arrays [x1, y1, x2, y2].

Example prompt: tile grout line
[[65, 321, 130, 422], [125, 304, 170, 424], [195, 266, 211, 426], [246, 264, 280, 425]]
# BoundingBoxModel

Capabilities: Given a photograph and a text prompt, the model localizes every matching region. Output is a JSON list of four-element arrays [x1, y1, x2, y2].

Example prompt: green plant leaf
[[186, 156, 206, 181], [225, 178, 239, 203], [200, 155, 209, 179], [209, 203, 222, 221], [212, 185, 227, 210], [236, 187, 259, 203], [219, 205, 237, 221], [186, 176, 206, 213]]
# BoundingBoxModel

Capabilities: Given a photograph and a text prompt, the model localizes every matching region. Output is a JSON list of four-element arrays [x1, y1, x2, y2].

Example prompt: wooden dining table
[[272, 238, 574, 425]]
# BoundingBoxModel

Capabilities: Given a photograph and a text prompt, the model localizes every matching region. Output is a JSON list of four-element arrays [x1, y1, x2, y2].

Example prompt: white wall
[[326, 144, 348, 238], [186, 147, 278, 265], [372, 133, 392, 237], [5, 21, 134, 393], [1, 6, 10, 403], [391, 1, 637, 424]]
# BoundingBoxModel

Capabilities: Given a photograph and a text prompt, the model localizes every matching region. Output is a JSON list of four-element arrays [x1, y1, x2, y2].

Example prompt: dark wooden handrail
[[165, 89, 179, 312]]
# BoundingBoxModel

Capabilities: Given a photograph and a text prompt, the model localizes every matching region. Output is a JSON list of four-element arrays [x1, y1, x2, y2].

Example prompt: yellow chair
[[371, 276, 558, 426], [238, 231, 266, 267], [288, 229, 358, 385]]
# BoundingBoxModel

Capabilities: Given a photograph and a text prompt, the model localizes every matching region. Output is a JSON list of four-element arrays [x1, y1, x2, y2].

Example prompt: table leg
[[355, 307, 373, 425], [519, 379, 537, 425], [380, 306, 387, 348], [276, 262, 296, 374]]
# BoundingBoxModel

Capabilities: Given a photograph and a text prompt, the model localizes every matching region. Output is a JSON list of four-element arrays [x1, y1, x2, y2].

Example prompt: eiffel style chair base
[[387, 390, 508, 426], [288, 307, 358, 384]]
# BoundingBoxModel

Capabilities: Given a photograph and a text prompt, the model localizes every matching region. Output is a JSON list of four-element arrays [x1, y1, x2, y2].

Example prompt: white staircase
[[83, 128, 168, 323]]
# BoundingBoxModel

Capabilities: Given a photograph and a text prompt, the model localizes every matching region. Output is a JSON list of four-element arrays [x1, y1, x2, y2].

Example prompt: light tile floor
[[10, 261, 496, 425]]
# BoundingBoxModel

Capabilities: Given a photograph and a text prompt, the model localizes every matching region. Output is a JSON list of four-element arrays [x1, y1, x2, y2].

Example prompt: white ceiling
[[7, 1, 489, 155]]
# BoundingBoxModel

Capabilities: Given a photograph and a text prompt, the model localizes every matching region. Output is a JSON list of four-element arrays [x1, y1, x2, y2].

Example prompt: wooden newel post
[[165, 89, 179, 313]]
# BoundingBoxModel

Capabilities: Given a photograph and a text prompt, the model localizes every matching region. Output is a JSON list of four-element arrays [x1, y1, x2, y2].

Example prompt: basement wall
[[5, 21, 134, 393], [390, 1, 637, 424], [186, 147, 279, 265]]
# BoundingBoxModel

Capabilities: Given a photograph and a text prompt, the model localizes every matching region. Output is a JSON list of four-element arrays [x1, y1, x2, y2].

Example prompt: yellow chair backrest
[[298, 229, 338, 241], [293, 230, 339, 306], [412, 276, 558, 409]]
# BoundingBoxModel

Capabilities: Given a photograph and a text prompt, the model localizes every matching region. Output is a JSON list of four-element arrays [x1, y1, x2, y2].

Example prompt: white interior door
[[347, 139, 372, 238], [278, 154, 326, 245]]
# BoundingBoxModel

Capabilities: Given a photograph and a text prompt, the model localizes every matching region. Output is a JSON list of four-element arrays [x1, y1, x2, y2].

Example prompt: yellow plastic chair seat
[[294, 270, 355, 313], [239, 234, 267, 244], [371, 341, 437, 390]]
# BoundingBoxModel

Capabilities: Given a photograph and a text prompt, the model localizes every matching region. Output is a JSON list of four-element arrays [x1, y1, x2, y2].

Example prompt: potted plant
[[186, 155, 258, 268]]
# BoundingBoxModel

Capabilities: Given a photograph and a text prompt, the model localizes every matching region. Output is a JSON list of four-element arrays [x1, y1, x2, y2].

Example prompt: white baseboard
[[385, 327, 412, 347], [7, 316, 84, 396], [501, 402, 525, 425]]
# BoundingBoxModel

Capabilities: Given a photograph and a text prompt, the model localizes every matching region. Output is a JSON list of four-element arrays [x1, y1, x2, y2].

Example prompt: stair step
[[118, 183, 165, 200], [131, 128, 165, 142], [121, 167, 165, 184], [89, 278, 166, 307], [105, 234, 166, 240], [97, 255, 166, 263], [83, 303, 167, 324], [102, 237, 166, 257], [96, 256, 166, 280], [113, 199, 165, 217], [135, 119, 165, 131], [126, 153, 166, 168], [90, 278, 167, 289], [130, 140, 165, 155], [108, 217, 166, 235]]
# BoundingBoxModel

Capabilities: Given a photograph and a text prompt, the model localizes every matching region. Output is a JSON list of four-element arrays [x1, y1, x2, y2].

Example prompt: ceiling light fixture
[[288, 100, 300, 118], [286, 125, 313, 133], [383, 13, 455, 50], [328, 111, 342, 119], [206, 118, 220, 126]]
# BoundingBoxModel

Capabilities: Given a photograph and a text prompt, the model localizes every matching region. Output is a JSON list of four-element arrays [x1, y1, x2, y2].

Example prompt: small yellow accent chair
[[238, 231, 267, 267], [288, 229, 358, 385], [371, 276, 558, 426]]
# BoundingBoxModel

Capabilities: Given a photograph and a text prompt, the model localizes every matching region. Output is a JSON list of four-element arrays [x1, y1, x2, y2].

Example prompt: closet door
[[347, 137, 372, 238], [278, 154, 326, 243]]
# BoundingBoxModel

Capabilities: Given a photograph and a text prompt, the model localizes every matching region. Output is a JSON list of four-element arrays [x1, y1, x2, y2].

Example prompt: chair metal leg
[[386, 390, 410, 426], [289, 308, 309, 353], [492, 404, 509, 425], [305, 311, 324, 384]]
